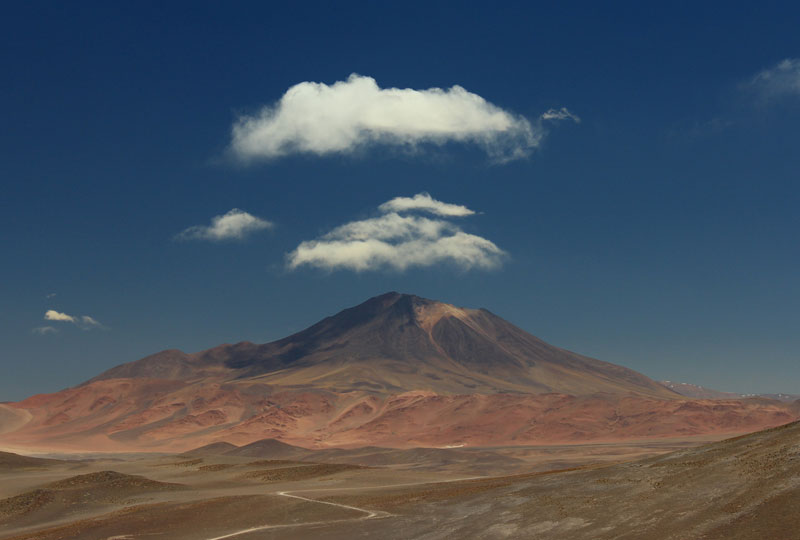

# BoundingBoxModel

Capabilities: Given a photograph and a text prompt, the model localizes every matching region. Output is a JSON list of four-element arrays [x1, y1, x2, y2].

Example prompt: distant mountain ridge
[[660, 381, 800, 402]]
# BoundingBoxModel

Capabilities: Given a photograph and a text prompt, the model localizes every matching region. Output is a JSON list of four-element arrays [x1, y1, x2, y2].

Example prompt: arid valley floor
[[2, 422, 800, 540]]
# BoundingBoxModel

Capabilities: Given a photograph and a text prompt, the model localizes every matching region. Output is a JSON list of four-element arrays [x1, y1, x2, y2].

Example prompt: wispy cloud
[[79, 315, 103, 329], [44, 310, 104, 330], [230, 74, 576, 163], [287, 193, 506, 272], [747, 58, 800, 101], [176, 209, 273, 241], [377, 192, 475, 217], [541, 107, 581, 123], [32, 326, 58, 335]]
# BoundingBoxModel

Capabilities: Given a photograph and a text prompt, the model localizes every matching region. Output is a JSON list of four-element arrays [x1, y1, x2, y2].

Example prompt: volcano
[[0, 293, 795, 452], [89, 292, 676, 397]]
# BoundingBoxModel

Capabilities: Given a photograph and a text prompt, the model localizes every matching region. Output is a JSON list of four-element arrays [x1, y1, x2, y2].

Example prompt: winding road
[[205, 489, 390, 540], [205, 476, 484, 540]]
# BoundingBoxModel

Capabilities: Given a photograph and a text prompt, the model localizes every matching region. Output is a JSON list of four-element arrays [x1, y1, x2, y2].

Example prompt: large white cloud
[[749, 58, 800, 100], [176, 209, 273, 241], [231, 74, 575, 162], [287, 193, 505, 272]]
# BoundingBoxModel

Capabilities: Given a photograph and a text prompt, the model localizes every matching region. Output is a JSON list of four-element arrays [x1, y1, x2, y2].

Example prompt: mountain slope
[[1, 293, 795, 452]]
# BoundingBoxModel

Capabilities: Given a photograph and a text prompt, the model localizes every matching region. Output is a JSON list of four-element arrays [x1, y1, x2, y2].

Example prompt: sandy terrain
[[0, 451, 464, 540], [305, 421, 800, 539]]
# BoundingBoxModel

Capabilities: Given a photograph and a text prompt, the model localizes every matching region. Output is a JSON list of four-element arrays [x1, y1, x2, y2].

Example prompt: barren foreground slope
[[304, 421, 800, 539]]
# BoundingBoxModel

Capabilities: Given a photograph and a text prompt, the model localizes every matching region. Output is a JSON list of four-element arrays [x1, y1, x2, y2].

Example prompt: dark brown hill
[[0, 451, 64, 471], [182, 442, 240, 456], [224, 438, 312, 459], [0, 471, 184, 532]]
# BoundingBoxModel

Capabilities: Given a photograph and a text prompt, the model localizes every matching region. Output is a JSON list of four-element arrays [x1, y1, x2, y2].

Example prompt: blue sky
[[2, 2, 800, 400]]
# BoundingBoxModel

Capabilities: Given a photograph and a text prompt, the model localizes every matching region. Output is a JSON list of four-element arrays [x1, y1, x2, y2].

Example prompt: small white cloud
[[45, 292, 57, 299], [377, 192, 475, 217], [287, 193, 505, 272], [541, 107, 581, 123], [45, 310, 75, 323], [32, 326, 58, 335], [230, 74, 562, 162], [748, 58, 800, 100], [44, 310, 104, 330], [176, 209, 273, 241]]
